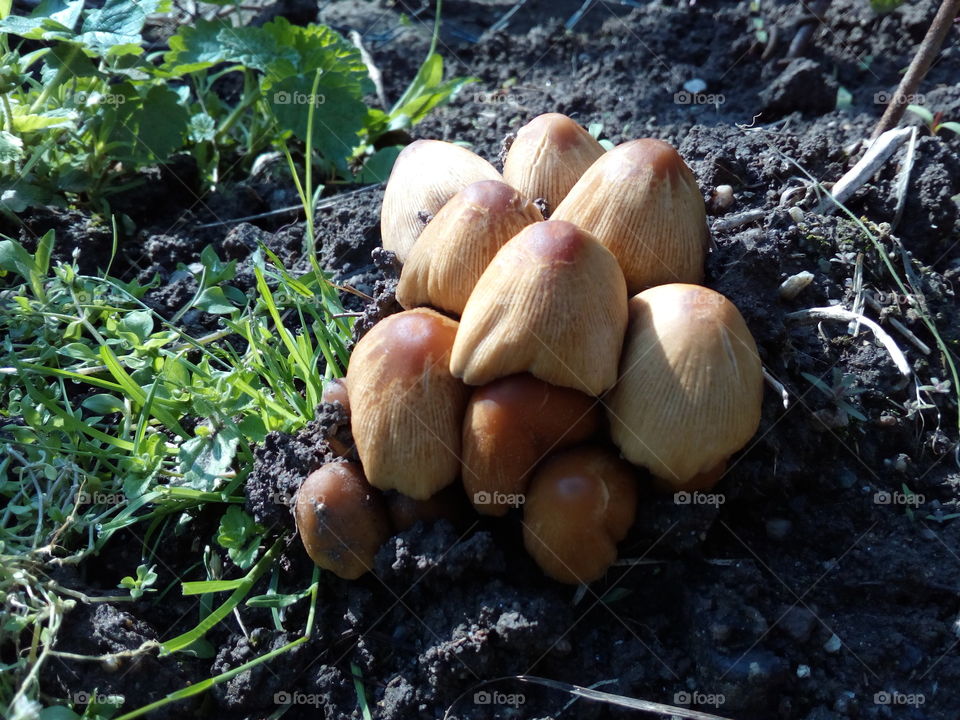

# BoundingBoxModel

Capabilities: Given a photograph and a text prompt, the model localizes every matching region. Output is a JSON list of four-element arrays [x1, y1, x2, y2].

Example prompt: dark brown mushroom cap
[[294, 462, 391, 580], [605, 283, 763, 488], [462, 373, 601, 516], [522, 445, 637, 584]]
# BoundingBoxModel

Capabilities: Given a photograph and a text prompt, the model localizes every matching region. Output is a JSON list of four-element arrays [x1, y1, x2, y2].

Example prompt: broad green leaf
[[178, 426, 240, 491], [355, 145, 401, 184], [117, 309, 153, 343], [11, 109, 76, 132], [0, 0, 84, 39], [193, 287, 237, 314], [269, 73, 368, 170], [161, 20, 224, 74], [0, 131, 23, 162], [109, 84, 188, 162]]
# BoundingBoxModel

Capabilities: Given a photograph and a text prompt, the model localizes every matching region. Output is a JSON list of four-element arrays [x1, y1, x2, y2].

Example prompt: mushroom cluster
[[296, 113, 764, 584]]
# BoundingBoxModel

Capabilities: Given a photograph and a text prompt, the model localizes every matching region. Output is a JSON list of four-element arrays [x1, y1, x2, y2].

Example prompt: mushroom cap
[[522, 445, 637, 584], [381, 140, 502, 263], [397, 180, 542, 316], [347, 308, 469, 499], [551, 138, 709, 294], [449, 220, 628, 396], [606, 283, 763, 487], [462, 373, 601, 516], [502, 113, 605, 214], [294, 462, 391, 580]]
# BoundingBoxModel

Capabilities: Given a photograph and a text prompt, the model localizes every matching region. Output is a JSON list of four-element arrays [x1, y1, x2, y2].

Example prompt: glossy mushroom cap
[[462, 373, 601, 516], [522, 445, 637, 584], [502, 113, 605, 214], [295, 462, 391, 580], [551, 138, 709, 294], [397, 180, 542, 316], [450, 220, 628, 396], [606, 283, 763, 489], [347, 308, 469, 499], [381, 140, 502, 263]]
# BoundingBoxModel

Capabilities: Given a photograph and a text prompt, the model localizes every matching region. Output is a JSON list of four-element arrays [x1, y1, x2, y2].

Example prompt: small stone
[[797, 664, 810, 678], [823, 634, 842, 653]]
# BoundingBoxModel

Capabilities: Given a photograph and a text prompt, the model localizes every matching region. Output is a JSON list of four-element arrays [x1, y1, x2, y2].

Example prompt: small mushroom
[[450, 220, 628, 396], [462, 373, 601, 516], [605, 283, 763, 490], [381, 140, 502, 263], [502, 113, 605, 214], [397, 180, 542, 316], [385, 485, 472, 532], [321, 378, 350, 412], [551, 138, 709, 294], [347, 308, 469, 499], [522, 446, 637, 584], [294, 462, 391, 580]]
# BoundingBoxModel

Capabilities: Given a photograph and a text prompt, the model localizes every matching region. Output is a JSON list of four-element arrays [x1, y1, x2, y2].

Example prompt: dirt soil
[[21, 1, 960, 719]]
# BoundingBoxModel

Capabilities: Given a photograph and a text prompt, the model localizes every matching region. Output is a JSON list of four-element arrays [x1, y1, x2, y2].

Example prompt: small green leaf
[[906, 104, 934, 125], [178, 426, 240, 491], [937, 121, 960, 135], [81, 393, 125, 415], [0, 131, 23, 162], [117, 309, 153, 343]]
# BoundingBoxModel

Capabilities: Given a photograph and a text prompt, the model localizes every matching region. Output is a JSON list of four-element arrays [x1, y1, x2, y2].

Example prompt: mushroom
[[551, 138, 709, 294], [381, 140, 502, 263], [462, 373, 601, 516], [347, 308, 469, 500], [502, 113, 605, 214], [321, 377, 350, 412], [385, 485, 472, 532], [294, 462, 391, 580], [396, 180, 542, 316], [522, 445, 637, 584], [450, 220, 628, 396], [605, 283, 763, 490], [320, 378, 353, 457]]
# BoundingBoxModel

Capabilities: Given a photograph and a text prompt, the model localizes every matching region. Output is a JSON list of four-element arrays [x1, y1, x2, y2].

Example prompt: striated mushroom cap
[[462, 373, 601, 516], [295, 462, 391, 580], [397, 180, 542, 316], [551, 138, 709, 294], [502, 113, 605, 214], [450, 220, 628, 396], [606, 283, 763, 489], [381, 140, 502, 263], [347, 308, 469, 499], [522, 445, 637, 584]]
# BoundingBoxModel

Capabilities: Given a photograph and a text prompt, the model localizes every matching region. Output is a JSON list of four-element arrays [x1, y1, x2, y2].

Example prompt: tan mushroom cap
[[502, 113, 605, 214], [551, 138, 709, 294], [522, 445, 637, 584], [294, 462, 391, 580], [381, 140, 502, 263], [347, 308, 469, 499], [606, 283, 763, 488], [449, 220, 628, 396], [397, 180, 542, 316], [462, 373, 601, 516]]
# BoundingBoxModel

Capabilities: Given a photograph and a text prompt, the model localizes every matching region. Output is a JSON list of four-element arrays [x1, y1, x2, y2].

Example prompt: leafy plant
[[0, 0, 472, 210], [906, 104, 960, 137], [118, 563, 158, 599], [802, 368, 869, 424]]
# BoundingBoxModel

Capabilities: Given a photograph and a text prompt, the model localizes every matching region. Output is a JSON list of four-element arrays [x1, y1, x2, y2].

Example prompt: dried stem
[[871, 0, 960, 139]]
